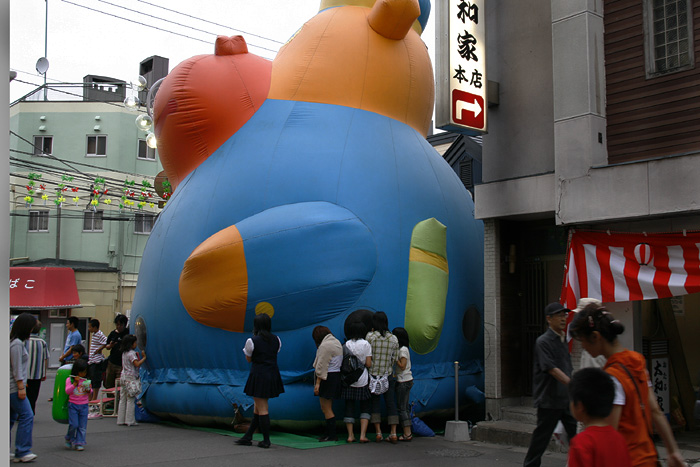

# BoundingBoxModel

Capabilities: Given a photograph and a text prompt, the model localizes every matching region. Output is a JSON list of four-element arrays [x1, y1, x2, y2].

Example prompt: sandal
[[346, 437, 356, 443], [398, 434, 413, 442], [359, 438, 370, 443], [375, 434, 384, 443], [386, 434, 398, 444]]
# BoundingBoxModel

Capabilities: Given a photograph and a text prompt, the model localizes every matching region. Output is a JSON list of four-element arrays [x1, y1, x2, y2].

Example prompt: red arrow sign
[[452, 89, 485, 130]]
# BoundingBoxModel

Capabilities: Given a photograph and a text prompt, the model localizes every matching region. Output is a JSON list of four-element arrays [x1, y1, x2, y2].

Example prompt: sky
[[9, 0, 436, 103]]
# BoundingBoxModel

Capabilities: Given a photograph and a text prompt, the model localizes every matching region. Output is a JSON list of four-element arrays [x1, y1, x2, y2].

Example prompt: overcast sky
[[9, 0, 436, 103]]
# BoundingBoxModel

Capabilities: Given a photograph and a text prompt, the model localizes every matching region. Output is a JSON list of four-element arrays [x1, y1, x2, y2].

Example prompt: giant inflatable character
[[131, 0, 484, 425]]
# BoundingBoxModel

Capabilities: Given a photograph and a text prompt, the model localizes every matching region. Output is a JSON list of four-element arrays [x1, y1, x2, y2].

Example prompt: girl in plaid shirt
[[365, 311, 399, 443]]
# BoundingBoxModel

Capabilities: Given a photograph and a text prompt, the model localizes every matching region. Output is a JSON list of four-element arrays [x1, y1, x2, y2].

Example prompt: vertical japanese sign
[[651, 357, 670, 415], [436, 0, 487, 135]]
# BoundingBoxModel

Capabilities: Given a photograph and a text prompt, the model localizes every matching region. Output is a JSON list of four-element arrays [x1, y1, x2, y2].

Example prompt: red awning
[[9, 267, 82, 309]]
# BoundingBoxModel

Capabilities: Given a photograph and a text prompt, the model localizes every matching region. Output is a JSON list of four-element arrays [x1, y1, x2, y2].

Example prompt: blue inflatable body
[[130, 1, 484, 425]]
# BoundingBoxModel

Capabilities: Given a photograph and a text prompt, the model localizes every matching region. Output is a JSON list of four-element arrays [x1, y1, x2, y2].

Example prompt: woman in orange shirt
[[569, 303, 685, 467]]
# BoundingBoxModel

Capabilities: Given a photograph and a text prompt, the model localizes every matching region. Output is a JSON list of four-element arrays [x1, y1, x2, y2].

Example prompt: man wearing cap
[[523, 302, 577, 467]]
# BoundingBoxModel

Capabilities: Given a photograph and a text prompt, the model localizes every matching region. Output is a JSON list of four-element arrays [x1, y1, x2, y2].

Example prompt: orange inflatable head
[[269, 0, 435, 136]]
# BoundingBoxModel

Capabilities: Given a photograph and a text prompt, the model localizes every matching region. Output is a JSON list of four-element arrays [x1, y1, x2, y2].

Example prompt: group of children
[[63, 331, 146, 451]]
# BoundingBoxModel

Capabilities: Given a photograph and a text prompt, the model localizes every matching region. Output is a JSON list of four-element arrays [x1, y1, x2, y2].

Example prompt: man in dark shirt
[[523, 302, 577, 467], [104, 314, 129, 389]]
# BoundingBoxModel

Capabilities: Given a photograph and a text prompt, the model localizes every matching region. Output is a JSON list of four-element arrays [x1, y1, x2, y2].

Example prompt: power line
[[10, 78, 129, 109], [9, 157, 162, 206], [10, 131, 91, 178], [136, 0, 286, 45], [97, 0, 281, 54], [58, 0, 278, 57], [10, 69, 66, 84]]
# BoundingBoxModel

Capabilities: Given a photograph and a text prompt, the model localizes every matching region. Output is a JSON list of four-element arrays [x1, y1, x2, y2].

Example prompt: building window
[[28, 210, 49, 232], [137, 139, 156, 161], [33, 135, 53, 156], [86, 135, 107, 157], [135, 213, 155, 234], [49, 309, 68, 318], [83, 210, 103, 232], [645, 0, 695, 77]]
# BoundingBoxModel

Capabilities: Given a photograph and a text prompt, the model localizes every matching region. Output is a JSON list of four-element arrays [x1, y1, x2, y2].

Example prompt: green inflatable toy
[[52, 363, 72, 424]]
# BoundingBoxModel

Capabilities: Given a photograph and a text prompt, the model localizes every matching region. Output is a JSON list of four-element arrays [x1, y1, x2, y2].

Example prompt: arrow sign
[[456, 99, 482, 119], [452, 89, 485, 130]]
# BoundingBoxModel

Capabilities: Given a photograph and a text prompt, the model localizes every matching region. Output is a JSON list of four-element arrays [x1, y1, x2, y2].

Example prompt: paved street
[[14, 371, 570, 467]]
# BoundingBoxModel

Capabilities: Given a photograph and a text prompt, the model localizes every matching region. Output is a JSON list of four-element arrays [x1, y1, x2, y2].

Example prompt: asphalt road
[[11, 371, 570, 466]]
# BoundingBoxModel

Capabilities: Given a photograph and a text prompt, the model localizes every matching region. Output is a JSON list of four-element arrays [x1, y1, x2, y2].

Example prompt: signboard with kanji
[[435, 0, 487, 135], [651, 357, 670, 415]]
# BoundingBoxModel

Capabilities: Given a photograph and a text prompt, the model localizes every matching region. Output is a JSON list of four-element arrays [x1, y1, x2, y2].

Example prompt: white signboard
[[435, 0, 487, 135], [651, 357, 670, 415]]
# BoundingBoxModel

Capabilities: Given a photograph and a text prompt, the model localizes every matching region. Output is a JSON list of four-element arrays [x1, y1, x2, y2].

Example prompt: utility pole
[[55, 205, 61, 260], [43, 0, 48, 100]]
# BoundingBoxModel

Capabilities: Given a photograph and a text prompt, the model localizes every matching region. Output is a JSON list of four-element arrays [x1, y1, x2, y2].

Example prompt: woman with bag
[[117, 335, 146, 426], [569, 303, 684, 467], [10, 313, 38, 463], [311, 326, 343, 441], [342, 320, 372, 443], [236, 313, 285, 448], [366, 311, 399, 443]]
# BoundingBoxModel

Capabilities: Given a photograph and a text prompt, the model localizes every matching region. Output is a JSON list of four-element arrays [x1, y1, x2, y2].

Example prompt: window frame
[[33, 135, 53, 157], [643, 0, 695, 78], [86, 134, 108, 157], [137, 139, 157, 161], [134, 212, 155, 235], [82, 210, 104, 232], [28, 210, 49, 232]]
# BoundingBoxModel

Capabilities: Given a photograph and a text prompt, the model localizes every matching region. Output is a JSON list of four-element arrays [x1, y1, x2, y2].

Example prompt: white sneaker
[[12, 452, 37, 463]]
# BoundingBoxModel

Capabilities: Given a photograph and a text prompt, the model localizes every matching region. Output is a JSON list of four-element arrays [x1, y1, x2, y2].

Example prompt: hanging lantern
[[146, 132, 157, 149], [135, 114, 153, 132], [132, 75, 147, 91], [124, 95, 140, 111]]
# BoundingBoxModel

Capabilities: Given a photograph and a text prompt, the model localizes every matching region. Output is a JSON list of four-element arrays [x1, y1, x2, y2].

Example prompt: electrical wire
[[58, 0, 278, 57], [10, 69, 66, 84], [11, 78, 129, 109], [135, 0, 286, 44], [10, 131, 92, 178], [97, 0, 280, 54]]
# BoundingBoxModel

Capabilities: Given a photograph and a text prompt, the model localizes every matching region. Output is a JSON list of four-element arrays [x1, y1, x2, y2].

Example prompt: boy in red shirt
[[568, 367, 632, 467]]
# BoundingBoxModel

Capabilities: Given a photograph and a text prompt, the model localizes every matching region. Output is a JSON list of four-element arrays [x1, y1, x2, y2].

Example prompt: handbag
[[122, 378, 142, 398], [612, 363, 663, 467], [369, 373, 389, 395]]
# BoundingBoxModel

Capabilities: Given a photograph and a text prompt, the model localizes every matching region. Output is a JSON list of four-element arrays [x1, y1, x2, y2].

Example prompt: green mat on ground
[[162, 421, 347, 449]]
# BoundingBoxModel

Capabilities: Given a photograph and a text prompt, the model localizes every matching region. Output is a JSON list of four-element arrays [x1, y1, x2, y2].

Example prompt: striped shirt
[[27, 335, 49, 380], [88, 330, 107, 364]]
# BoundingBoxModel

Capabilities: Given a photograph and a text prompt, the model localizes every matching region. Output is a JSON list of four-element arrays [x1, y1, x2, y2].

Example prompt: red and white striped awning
[[561, 230, 700, 309]]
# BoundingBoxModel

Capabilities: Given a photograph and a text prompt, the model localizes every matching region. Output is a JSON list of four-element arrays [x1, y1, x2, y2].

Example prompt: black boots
[[235, 414, 259, 446], [319, 416, 337, 442], [258, 414, 271, 448]]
